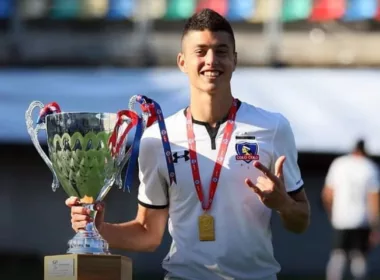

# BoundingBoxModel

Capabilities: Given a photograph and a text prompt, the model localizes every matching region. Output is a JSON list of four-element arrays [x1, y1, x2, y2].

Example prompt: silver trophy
[[25, 97, 148, 255]]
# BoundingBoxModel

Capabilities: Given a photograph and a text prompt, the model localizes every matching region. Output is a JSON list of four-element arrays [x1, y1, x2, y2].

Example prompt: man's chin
[[201, 84, 219, 95]]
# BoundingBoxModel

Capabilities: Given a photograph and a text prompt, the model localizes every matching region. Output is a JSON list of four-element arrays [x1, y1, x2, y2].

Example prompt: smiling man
[[66, 9, 310, 280]]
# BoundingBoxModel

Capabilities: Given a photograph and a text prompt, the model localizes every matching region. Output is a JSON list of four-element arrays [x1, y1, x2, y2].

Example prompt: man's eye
[[217, 50, 228, 55]]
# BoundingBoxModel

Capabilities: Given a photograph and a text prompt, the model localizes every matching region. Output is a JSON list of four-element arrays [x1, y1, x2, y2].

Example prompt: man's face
[[177, 29, 237, 95]]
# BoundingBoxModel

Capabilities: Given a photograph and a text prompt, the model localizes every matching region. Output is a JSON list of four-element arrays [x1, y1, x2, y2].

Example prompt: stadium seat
[[165, 0, 196, 20], [227, 0, 255, 21], [132, 0, 166, 20], [249, 0, 280, 23], [343, 0, 377, 21], [19, 0, 49, 19], [0, 0, 12, 19], [80, 0, 108, 18], [146, 0, 167, 20], [107, 0, 135, 19], [196, 0, 228, 16], [51, 0, 80, 19], [309, 0, 346, 21], [282, 0, 312, 22]]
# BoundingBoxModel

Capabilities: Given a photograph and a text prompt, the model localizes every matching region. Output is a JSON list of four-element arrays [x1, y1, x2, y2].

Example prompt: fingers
[[245, 178, 264, 197], [65, 196, 80, 207], [253, 161, 277, 182], [70, 201, 106, 232], [72, 221, 89, 230], [274, 156, 286, 178], [71, 214, 90, 222], [72, 206, 91, 215], [70, 207, 90, 232], [95, 201, 105, 212], [66, 197, 106, 232]]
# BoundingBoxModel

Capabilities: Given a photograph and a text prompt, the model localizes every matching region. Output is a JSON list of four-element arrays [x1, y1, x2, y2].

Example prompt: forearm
[[369, 208, 380, 229], [368, 193, 380, 229], [100, 220, 159, 252], [321, 187, 333, 219], [322, 195, 333, 218], [278, 198, 310, 234]]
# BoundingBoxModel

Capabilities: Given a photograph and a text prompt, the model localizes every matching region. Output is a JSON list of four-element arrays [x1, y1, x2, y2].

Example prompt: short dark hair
[[354, 138, 367, 155], [182, 8, 236, 51]]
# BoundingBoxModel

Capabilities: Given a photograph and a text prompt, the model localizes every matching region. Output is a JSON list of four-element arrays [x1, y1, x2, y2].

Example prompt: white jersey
[[325, 154, 380, 230], [137, 101, 304, 280]]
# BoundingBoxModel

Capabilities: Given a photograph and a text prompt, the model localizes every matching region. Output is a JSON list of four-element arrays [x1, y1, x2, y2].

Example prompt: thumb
[[275, 156, 286, 178], [95, 201, 105, 212], [94, 201, 106, 228]]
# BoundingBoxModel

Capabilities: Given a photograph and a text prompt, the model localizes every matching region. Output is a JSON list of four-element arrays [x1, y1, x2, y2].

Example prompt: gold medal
[[198, 213, 215, 241]]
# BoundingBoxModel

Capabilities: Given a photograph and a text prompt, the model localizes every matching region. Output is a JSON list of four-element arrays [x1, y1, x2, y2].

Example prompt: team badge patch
[[235, 142, 259, 163]]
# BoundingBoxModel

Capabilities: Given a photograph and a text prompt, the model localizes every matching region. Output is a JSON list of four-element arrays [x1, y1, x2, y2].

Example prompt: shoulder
[[239, 101, 292, 133], [329, 155, 348, 170], [364, 157, 380, 174], [140, 108, 185, 146]]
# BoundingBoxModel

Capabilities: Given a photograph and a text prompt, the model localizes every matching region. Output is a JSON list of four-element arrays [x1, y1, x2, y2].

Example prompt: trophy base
[[67, 224, 110, 255], [44, 254, 132, 280]]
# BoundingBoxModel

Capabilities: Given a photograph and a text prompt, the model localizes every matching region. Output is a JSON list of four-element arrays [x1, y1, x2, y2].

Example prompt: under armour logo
[[172, 150, 190, 163]]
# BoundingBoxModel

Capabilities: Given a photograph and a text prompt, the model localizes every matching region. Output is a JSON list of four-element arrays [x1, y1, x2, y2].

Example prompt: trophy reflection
[[25, 99, 147, 255]]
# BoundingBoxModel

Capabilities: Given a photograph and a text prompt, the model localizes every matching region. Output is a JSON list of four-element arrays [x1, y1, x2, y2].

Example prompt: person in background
[[322, 139, 380, 280]]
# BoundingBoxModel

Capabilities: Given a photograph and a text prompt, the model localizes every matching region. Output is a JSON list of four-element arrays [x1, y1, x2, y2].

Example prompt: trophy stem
[[67, 204, 110, 255]]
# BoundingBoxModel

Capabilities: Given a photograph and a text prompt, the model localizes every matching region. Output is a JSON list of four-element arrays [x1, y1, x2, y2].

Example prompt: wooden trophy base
[[44, 254, 132, 280]]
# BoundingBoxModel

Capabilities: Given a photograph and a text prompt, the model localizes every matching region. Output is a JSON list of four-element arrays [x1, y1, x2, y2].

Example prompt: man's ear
[[233, 52, 238, 72], [177, 52, 187, 73]]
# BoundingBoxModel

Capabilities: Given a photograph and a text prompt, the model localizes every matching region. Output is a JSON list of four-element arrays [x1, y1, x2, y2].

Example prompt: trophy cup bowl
[[26, 100, 145, 255]]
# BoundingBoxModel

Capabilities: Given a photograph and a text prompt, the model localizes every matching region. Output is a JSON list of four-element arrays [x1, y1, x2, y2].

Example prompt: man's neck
[[189, 91, 234, 127]]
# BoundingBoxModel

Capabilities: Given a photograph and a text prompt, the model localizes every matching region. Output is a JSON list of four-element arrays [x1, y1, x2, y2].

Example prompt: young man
[[67, 9, 310, 280], [322, 139, 380, 280]]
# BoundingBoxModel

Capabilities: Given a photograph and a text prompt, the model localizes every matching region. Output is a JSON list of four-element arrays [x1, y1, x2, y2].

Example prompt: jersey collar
[[182, 99, 242, 126]]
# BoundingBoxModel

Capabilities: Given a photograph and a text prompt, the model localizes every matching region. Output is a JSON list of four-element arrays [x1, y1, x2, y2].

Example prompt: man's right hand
[[65, 196, 105, 233]]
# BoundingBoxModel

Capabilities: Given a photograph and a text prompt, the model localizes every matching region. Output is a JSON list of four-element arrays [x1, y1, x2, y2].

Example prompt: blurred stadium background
[[1, 0, 380, 279]]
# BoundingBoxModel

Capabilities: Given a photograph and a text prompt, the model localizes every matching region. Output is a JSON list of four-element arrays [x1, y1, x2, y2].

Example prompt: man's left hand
[[245, 156, 293, 211]]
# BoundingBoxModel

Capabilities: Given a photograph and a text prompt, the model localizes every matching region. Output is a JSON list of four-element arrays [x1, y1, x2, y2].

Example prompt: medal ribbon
[[186, 99, 239, 211], [136, 95, 177, 186]]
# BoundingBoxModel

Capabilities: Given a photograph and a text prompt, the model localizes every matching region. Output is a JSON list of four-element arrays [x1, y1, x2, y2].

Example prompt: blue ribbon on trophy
[[123, 113, 144, 193], [134, 95, 177, 186]]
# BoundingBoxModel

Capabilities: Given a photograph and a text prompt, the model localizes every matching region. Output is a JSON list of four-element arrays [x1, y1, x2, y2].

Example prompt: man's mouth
[[201, 70, 223, 78]]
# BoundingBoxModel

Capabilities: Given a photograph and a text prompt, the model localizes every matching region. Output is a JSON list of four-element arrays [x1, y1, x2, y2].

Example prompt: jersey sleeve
[[324, 159, 338, 188], [272, 115, 304, 193], [137, 131, 169, 208], [366, 163, 380, 193]]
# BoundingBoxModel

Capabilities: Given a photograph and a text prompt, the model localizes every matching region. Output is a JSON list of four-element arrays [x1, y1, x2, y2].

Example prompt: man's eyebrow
[[194, 44, 230, 49]]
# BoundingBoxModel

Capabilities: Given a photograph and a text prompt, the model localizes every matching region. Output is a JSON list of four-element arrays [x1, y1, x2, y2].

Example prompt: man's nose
[[205, 49, 218, 66]]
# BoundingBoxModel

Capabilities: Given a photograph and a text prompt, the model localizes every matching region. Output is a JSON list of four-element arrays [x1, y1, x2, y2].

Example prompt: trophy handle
[[25, 101, 60, 192]]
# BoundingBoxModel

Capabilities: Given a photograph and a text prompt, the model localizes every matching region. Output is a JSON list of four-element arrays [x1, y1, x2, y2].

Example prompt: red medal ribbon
[[186, 99, 239, 211]]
